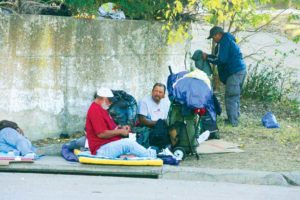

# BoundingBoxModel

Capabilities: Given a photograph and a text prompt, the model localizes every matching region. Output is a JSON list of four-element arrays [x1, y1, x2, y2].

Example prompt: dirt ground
[[181, 100, 300, 172]]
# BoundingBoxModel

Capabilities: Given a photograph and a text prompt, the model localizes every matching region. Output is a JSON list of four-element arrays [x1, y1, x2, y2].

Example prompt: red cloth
[[85, 102, 121, 155], [194, 108, 206, 116]]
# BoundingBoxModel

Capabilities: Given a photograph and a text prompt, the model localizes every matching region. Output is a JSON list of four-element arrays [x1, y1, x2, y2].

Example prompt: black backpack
[[200, 115, 219, 139], [149, 119, 170, 149], [109, 90, 137, 127]]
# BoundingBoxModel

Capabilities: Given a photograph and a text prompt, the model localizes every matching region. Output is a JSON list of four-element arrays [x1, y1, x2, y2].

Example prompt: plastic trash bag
[[262, 112, 280, 128], [98, 3, 125, 20]]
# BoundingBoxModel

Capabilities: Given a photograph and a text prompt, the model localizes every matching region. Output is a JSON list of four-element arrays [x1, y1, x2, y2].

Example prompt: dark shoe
[[224, 119, 238, 127], [224, 119, 231, 124], [231, 123, 238, 127], [209, 130, 220, 139]]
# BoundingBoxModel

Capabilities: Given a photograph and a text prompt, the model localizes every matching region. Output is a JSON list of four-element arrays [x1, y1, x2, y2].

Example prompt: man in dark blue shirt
[[203, 26, 247, 127]]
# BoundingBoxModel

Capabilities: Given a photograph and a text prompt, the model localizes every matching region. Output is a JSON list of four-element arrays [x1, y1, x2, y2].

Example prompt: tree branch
[[228, 11, 237, 33], [243, 44, 280, 59], [239, 9, 288, 44], [22, 0, 59, 8], [0, 2, 16, 7]]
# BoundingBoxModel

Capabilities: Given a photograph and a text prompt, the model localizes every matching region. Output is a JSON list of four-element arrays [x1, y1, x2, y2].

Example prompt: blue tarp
[[167, 70, 216, 121]]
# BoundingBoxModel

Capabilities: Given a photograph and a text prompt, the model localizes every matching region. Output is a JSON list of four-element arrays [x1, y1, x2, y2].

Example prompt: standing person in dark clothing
[[202, 26, 247, 127]]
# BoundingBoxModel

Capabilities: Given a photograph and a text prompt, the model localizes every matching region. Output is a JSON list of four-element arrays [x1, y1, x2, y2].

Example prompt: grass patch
[[182, 98, 300, 172]]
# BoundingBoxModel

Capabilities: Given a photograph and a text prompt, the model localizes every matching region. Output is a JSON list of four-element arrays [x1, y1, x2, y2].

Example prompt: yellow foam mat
[[74, 149, 163, 166]]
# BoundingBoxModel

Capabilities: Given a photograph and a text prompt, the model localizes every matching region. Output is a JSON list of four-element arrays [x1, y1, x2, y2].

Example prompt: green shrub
[[243, 57, 300, 103], [64, 0, 100, 15], [116, 0, 167, 20]]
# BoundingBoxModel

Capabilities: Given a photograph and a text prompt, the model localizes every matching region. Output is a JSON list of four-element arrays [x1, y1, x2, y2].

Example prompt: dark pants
[[225, 70, 246, 126]]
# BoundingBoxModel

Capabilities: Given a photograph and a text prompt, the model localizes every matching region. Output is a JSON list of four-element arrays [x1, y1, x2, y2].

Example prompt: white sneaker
[[158, 148, 176, 159], [197, 130, 210, 144], [164, 148, 175, 157], [157, 149, 166, 156]]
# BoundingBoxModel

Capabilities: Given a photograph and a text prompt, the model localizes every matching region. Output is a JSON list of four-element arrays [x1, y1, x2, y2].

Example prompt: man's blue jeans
[[225, 70, 247, 126], [96, 138, 157, 159], [0, 128, 35, 156]]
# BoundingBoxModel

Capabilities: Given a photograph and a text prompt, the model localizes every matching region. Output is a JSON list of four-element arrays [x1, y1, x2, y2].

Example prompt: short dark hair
[[93, 91, 100, 99], [93, 92, 105, 100], [152, 83, 166, 93]]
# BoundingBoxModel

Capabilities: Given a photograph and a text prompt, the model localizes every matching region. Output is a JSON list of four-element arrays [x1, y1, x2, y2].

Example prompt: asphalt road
[[0, 173, 299, 200]]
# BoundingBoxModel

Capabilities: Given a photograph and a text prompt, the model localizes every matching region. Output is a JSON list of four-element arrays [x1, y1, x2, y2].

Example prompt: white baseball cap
[[96, 87, 114, 98]]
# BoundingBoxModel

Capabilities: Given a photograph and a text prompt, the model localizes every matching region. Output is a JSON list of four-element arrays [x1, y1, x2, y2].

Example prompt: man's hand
[[122, 125, 131, 132], [202, 52, 208, 60], [119, 128, 130, 137]]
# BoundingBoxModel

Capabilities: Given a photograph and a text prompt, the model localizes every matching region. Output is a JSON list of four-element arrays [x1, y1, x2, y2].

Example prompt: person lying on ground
[[0, 120, 37, 159], [85, 87, 156, 158]]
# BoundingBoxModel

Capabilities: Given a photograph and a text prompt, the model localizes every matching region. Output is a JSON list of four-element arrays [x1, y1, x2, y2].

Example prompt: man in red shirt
[[85, 87, 156, 158]]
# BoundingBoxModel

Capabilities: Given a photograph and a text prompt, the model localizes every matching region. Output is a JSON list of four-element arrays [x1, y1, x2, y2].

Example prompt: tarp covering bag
[[109, 90, 138, 127], [262, 112, 280, 128], [149, 119, 170, 149], [167, 67, 188, 101]]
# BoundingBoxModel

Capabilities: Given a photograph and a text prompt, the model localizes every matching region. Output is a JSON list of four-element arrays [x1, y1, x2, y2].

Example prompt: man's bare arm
[[97, 128, 129, 139], [138, 115, 156, 128]]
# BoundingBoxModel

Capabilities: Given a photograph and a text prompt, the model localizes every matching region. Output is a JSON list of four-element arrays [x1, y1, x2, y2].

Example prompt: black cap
[[207, 26, 224, 39]]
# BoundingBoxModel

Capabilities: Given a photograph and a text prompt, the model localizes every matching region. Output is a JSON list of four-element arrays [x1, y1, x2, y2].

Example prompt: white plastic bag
[[98, 3, 125, 20]]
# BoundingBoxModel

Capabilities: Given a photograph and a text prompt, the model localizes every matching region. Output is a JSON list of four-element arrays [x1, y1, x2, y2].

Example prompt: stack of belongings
[[98, 2, 126, 20], [167, 68, 216, 122]]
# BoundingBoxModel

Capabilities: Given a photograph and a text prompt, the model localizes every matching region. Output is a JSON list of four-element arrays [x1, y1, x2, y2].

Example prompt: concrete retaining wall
[[0, 15, 189, 140]]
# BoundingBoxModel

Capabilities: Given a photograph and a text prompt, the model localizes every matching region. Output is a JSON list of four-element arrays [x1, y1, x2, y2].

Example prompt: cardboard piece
[[196, 139, 244, 154], [0, 157, 34, 165]]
